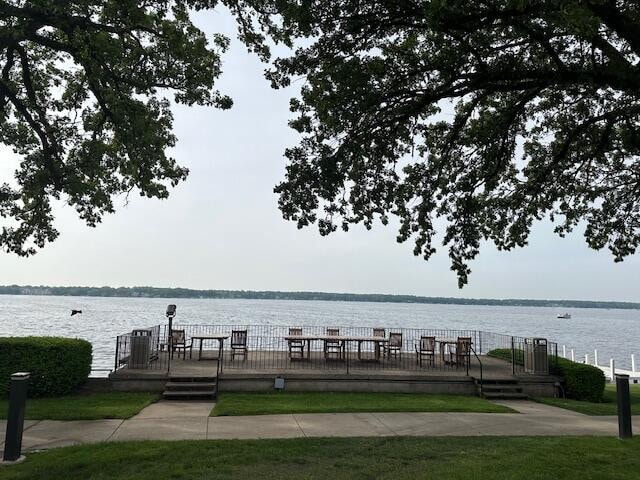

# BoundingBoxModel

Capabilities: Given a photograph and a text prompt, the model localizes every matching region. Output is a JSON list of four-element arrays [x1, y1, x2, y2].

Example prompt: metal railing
[[113, 324, 558, 377], [480, 331, 558, 374], [174, 324, 481, 374], [115, 324, 168, 371]]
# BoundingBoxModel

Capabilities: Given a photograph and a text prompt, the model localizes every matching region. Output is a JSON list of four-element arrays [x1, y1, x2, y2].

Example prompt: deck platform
[[111, 350, 516, 377], [109, 350, 559, 396]]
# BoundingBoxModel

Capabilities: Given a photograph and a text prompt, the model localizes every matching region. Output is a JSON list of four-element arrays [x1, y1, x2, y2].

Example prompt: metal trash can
[[524, 338, 548, 374], [130, 329, 152, 369]]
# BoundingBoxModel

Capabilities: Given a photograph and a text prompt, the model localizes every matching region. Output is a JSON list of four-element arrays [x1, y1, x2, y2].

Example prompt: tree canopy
[[230, 0, 640, 286], [0, 0, 230, 254], [3, 1, 640, 287]]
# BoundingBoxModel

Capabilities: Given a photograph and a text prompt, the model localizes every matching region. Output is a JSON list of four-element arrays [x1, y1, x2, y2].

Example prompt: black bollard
[[3, 372, 30, 463], [616, 374, 633, 439]]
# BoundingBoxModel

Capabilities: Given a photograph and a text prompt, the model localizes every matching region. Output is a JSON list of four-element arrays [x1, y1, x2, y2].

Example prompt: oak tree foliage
[[230, 0, 640, 286], [0, 0, 231, 254], [3, 1, 640, 288]]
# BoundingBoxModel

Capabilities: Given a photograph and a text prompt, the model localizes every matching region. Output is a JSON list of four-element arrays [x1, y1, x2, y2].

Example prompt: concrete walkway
[[1, 400, 639, 452]]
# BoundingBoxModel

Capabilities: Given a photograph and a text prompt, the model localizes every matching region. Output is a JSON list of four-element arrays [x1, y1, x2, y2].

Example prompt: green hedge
[[488, 348, 605, 402], [0, 337, 92, 398], [550, 357, 605, 402]]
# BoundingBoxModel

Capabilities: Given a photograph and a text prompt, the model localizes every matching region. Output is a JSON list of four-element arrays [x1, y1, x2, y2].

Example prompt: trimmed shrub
[[0, 337, 92, 397], [550, 357, 605, 402], [488, 348, 605, 402]]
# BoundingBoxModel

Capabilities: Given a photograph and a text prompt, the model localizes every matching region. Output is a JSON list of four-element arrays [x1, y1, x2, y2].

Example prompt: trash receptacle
[[130, 329, 152, 369], [524, 338, 548, 374]]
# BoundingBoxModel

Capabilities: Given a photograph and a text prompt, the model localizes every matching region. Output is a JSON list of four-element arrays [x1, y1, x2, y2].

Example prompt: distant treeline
[[0, 285, 638, 310]]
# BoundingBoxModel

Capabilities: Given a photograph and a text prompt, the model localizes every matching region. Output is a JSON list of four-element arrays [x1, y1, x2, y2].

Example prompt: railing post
[[2, 372, 29, 464], [594, 349, 598, 367], [511, 337, 515, 375], [616, 374, 633, 439], [610, 359, 615, 382], [346, 340, 350, 375], [114, 336, 120, 371], [466, 349, 469, 376]]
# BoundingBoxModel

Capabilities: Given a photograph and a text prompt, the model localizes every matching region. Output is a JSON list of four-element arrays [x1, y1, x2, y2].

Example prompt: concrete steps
[[482, 390, 529, 400], [475, 378, 528, 400], [163, 376, 217, 400]]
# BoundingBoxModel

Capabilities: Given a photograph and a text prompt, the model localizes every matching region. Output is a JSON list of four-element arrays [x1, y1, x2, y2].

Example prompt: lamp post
[[166, 304, 177, 373]]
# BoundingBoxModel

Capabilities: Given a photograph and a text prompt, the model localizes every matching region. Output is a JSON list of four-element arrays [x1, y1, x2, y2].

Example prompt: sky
[[1, 9, 639, 302]]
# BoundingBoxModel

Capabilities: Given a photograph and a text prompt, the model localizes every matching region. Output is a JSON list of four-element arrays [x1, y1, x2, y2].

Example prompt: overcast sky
[[1, 9, 639, 302]]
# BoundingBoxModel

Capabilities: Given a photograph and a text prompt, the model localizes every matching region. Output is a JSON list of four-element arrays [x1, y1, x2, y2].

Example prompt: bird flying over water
[[70, 309, 82, 316]]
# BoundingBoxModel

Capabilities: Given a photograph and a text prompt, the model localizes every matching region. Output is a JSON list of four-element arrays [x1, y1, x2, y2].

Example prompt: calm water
[[0, 295, 638, 372]]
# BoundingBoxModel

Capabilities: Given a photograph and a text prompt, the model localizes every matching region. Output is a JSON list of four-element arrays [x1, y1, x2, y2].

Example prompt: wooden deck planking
[[111, 350, 521, 380]]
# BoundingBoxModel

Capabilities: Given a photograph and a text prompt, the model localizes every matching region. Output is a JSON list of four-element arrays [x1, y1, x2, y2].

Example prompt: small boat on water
[[557, 313, 571, 319]]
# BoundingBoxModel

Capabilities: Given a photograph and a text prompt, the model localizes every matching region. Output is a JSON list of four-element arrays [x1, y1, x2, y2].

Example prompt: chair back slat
[[231, 330, 248, 347], [457, 336, 472, 355], [389, 332, 402, 347], [420, 336, 435, 351], [327, 328, 340, 337], [373, 328, 386, 337], [171, 330, 185, 344], [289, 328, 304, 346]]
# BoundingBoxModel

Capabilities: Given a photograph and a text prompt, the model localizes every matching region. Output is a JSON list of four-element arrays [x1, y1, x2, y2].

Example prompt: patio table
[[283, 335, 389, 361], [349, 336, 390, 361], [192, 334, 229, 361]]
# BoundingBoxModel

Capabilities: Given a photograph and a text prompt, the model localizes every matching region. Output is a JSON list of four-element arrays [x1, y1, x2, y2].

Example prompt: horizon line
[[1, 284, 638, 308]]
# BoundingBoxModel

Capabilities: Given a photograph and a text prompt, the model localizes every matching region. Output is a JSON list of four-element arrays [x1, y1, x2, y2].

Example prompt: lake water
[[0, 294, 638, 373]]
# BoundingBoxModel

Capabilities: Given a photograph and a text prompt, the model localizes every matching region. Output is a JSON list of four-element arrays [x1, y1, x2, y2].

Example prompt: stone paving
[[1, 400, 639, 452]]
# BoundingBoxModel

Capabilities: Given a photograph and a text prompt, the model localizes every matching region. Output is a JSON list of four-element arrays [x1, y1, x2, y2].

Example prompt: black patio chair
[[383, 332, 403, 359], [231, 329, 249, 361], [288, 327, 306, 360], [415, 336, 436, 366], [324, 328, 345, 360], [170, 329, 192, 359], [449, 337, 472, 368]]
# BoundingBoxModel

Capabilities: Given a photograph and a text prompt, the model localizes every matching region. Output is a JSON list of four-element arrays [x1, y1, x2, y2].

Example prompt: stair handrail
[[215, 340, 224, 397], [469, 344, 483, 396]]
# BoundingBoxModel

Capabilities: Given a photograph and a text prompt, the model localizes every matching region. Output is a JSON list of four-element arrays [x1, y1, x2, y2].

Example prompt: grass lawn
[[536, 383, 640, 416], [211, 391, 514, 416], [0, 392, 160, 421], [1, 437, 639, 479]]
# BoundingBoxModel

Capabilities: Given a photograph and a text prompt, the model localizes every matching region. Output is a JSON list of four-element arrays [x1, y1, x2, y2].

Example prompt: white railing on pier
[[560, 345, 639, 383]]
